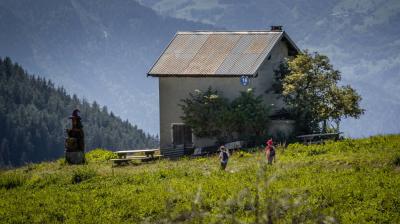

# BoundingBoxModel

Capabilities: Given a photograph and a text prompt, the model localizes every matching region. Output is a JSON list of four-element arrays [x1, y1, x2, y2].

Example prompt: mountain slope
[[0, 57, 158, 167], [0, 0, 213, 135]]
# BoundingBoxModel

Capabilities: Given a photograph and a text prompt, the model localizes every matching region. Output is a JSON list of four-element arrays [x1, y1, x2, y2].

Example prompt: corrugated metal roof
[[148, 31, 293, 77]]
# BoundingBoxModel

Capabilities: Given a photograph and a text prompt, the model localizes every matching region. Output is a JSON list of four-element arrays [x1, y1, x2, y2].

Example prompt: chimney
[[270, 25, 283, 31]]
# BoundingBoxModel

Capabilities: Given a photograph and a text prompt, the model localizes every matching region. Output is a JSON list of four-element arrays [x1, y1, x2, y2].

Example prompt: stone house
[[148, 26, 300, 157]]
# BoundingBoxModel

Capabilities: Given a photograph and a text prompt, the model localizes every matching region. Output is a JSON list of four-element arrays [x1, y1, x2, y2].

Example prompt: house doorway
[[172, 124, 193, 148]]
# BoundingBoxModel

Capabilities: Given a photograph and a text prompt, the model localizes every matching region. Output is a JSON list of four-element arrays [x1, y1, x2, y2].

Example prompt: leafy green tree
[[179, 87, 230, 141], [274, 51, 364, 133], [180, 87, 270, 144], [231, 89, 270, 143]]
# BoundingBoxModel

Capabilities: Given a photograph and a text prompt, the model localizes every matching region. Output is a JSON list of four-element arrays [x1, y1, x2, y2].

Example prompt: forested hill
[[0, 57, 159, 167]]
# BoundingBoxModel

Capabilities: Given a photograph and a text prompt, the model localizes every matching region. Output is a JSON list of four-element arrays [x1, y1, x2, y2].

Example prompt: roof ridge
[[177, 30, 283, 34]]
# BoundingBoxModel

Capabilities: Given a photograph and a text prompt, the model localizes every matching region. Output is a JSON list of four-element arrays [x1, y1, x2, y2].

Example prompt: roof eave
[[252, 31, 300, 75], [147, 73, 255, 78], [146, 32, 178, 76], [282, 31, 301, 53], [251, 32, 284, 76]]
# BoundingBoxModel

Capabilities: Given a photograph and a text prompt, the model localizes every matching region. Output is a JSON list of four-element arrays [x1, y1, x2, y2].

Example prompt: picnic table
[[111, 149, 162, 166], [297, 132, 342, 145]]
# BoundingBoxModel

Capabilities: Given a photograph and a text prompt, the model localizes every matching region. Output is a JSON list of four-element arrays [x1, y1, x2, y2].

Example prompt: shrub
[[85, 148, 117, 162], [394, 154, 400, 166], [71, 167, 97, 184]]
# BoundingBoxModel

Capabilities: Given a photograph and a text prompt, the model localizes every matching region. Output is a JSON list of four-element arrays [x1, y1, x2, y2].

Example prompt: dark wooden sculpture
[[65, 109, 85, 164]]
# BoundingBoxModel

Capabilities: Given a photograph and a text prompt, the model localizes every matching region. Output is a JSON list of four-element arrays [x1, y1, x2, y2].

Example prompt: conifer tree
[[0, 57, 159, 167]]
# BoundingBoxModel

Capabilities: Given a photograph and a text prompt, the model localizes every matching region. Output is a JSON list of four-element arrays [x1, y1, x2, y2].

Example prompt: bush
[[394, 154, 400, 166], [71, 167, 97, 184], [85, 148, 117, 162]]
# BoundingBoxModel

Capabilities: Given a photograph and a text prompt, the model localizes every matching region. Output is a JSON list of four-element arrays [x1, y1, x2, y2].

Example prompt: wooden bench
[[110, 158, 132, 166], [297, 133, 342, 145], [139, 155, 163, 162], [111, 149, 162, 166]]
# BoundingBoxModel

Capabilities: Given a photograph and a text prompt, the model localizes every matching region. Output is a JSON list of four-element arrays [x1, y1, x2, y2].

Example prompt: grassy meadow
[[1, 135, 400, 223]]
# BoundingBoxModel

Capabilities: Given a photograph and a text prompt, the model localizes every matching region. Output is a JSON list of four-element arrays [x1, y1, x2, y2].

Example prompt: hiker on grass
[[219, 146, 230, 170], [265, 139, 275, 164]]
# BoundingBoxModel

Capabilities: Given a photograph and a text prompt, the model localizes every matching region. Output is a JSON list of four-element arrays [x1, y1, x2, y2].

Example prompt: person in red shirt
[[265, 139, 275, 164]]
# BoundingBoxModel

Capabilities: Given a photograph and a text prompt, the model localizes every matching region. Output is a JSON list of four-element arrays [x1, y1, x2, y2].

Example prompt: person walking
[[265, 139, 276, 164], [219, 146, 230, 170]]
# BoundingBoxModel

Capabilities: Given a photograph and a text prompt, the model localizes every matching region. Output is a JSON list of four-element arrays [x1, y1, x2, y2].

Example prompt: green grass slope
[[1, 135, 400, 223]]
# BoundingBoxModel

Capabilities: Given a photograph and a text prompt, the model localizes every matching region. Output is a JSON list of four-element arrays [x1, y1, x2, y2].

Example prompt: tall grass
[[0, 135, 399, 223]]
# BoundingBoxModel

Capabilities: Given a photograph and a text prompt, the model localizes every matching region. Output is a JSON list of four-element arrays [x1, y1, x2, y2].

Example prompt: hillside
[[0, 0, 213, 134], [1, 135, 399, 223], [0, 57, 158, 167]]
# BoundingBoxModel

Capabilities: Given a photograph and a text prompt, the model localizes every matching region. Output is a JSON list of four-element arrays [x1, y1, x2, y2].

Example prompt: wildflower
[[209, 94, 219, 100]]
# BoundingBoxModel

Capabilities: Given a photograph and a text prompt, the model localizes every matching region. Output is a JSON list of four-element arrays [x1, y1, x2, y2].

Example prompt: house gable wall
[[158, 39, 290, 150], [253, 38, 289, 111]]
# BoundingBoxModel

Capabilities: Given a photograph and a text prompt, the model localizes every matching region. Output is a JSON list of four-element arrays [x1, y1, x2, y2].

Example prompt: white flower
[[247, 88, 253, 92], [209, 94, 219, 99]]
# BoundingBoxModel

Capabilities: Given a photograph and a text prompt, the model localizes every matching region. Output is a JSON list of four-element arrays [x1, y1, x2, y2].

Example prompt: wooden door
[[172, 124, 192, 146], [183, 125, 193, 146]]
